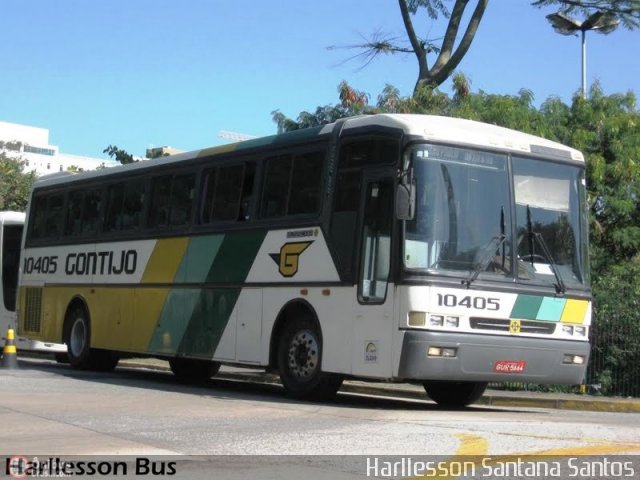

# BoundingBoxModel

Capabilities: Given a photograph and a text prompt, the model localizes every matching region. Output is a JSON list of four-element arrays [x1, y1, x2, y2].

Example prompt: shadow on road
[[14, 356, 539, 415]]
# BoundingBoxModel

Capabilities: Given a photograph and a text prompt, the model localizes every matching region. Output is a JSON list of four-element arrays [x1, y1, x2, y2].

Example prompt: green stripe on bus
[[177, 231, 266, 356], [176, 288, 241, 358], [148, 230, 267, 356], [205, 231, 266, 284], [175, 234, 224, 283], [510, 295, 544, 320]]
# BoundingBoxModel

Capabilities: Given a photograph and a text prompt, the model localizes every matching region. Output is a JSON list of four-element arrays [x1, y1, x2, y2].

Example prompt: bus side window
[[169, 173, 196, 227], [212, 165, 244, 222], [65, 190, 85, 237], [261, 155, 292, 218], [201, 162, 255, 224], [29, 195, 49, 240], [81, 190, 102, 236], [148, 175, 173, 228], [239, 163, 255, 221], [123, 181, 145, 230], [105, 184, 125, 232], [289, 152, 324, 215], [37, 193, 64, 240], [105, 180, 144, 232], [201, 168, 218, 224], [260, 151, 325, 219]]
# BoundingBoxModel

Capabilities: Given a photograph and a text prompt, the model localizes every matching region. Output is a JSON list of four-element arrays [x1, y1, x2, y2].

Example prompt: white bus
[[17, 115, 591, 406], [1, 211, 65, 354]]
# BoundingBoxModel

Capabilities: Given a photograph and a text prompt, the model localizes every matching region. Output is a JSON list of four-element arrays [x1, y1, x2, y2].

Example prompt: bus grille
[[23, 288, 43, 333], [470, 317, 556, 335]]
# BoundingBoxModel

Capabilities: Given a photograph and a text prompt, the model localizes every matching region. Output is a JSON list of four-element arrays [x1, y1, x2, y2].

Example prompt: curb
[[119, 360, 640, 413]]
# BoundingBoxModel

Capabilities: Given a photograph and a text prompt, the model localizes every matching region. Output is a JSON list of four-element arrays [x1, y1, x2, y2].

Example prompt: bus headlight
[[408, 311, 426, 327], [574, 326, 587, 337], [429, 315, 444, 327], [428, 347, 458, 358], [563, 354, 585, 365], [561, 324, 574, 335], [445, 316, 459, 328]]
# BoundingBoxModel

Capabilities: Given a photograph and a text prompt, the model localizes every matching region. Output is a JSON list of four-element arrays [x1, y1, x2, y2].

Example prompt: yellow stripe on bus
[[130, 288, 173, 352], [560, 299, 589, 324], [142, 238, 190, 283]]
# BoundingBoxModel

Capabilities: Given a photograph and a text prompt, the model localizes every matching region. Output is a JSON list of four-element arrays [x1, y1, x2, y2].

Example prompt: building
[[0, 120, 118, 175]]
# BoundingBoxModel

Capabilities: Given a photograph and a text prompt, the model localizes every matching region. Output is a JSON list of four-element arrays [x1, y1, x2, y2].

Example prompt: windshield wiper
[[526, 205, 566, 295], [463, 207, 507, 288]]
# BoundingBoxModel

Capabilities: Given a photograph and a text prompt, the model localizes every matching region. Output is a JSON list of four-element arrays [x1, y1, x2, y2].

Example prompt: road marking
[[410, 434, 487, 479], [410, 434, 640, 479], [452, 433, 489, 456], [512, 442, 640, 456]]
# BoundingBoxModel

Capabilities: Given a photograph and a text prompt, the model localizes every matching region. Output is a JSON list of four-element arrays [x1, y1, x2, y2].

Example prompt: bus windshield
[[403, 144, 589, 289]]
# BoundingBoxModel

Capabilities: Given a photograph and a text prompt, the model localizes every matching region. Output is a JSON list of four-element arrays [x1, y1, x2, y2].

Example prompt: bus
[[17, 114, 591, 406], [1, 211, 65, 354]]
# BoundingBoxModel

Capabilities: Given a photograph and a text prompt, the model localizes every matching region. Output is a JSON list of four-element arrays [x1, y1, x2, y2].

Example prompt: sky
[[1, 0, 639, 159]]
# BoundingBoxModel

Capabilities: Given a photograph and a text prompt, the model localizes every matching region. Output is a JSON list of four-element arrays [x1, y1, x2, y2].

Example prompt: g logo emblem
[[270, 241, 313, 277]]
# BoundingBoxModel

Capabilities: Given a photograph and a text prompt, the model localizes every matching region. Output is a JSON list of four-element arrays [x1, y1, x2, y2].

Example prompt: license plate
[[494, 360, 527, 373]]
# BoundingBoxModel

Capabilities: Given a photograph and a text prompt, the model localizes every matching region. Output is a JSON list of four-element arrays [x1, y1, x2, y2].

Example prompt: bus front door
[[352, 175, 394, 378]]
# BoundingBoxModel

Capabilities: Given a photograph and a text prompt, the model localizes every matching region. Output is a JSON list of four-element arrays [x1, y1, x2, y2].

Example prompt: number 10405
[[436, 293, 500, 311]]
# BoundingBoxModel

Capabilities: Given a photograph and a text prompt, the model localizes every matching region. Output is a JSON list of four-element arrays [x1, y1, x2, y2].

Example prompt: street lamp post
[[546, 11, 620, 99]]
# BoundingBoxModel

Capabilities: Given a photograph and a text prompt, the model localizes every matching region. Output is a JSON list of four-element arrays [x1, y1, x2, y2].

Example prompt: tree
[[272, 81, 374, 133], [0, 154, 36, 211], [103, 145, 136, 165], [334, 0, 639, 93]]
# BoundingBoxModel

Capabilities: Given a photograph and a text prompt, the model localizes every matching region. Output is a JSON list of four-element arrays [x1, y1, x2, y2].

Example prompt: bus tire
[[423, 381, 488, 408], [64, 305, 93, 369], [169, 357, 220, 383], [277, 317, 342, 400]]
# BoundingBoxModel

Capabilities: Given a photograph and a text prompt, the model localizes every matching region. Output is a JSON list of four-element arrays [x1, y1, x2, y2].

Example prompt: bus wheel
[[169, 357, 220, 383], [277, 317, 342, 400], [423, 381, 488, 408], [64, 306, 92, 369]]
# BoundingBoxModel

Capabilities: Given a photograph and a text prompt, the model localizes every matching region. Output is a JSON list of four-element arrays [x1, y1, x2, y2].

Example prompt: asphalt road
[[2, 358, 639, 478]]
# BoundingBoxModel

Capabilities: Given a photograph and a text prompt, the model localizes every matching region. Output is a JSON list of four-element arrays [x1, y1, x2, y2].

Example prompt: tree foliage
[[333, 0, 639, 92], [0, 153, 36, 211], [103, 144, 136, 164]]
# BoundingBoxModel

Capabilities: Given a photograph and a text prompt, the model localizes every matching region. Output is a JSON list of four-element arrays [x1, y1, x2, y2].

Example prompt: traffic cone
[[1, 328, 19, 369]]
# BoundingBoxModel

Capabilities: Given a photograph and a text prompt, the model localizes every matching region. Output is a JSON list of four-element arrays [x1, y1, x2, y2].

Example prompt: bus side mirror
[[396, 181, 415, 221]]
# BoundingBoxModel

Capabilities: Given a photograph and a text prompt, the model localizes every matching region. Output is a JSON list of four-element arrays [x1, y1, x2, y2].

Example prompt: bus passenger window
[[239, 163, 255, 221], [105, 184, 125, 232], [169, 173, 195, 226], [32, 194, 64, 240], [201, 168, 218, 224], [212, 165, 244, 222], [149, 175, 172, 228], [65, 191, 84, 236], [289, 152, 324, 215], [105, 180, 145, 232], [261, 155, 292, 218], [81, 190, 102, 235]]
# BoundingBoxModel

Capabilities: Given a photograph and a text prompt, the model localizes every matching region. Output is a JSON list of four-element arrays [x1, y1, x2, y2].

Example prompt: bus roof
[[33, 114, 584, 189]]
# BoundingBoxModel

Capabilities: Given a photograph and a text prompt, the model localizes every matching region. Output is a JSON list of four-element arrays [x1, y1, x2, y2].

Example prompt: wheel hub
[[288, 330, 319, 380], [69, 317, 86, 357]]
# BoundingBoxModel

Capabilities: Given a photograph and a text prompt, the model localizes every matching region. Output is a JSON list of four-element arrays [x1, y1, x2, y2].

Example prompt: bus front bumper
[[397, 330, 589, 384]]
